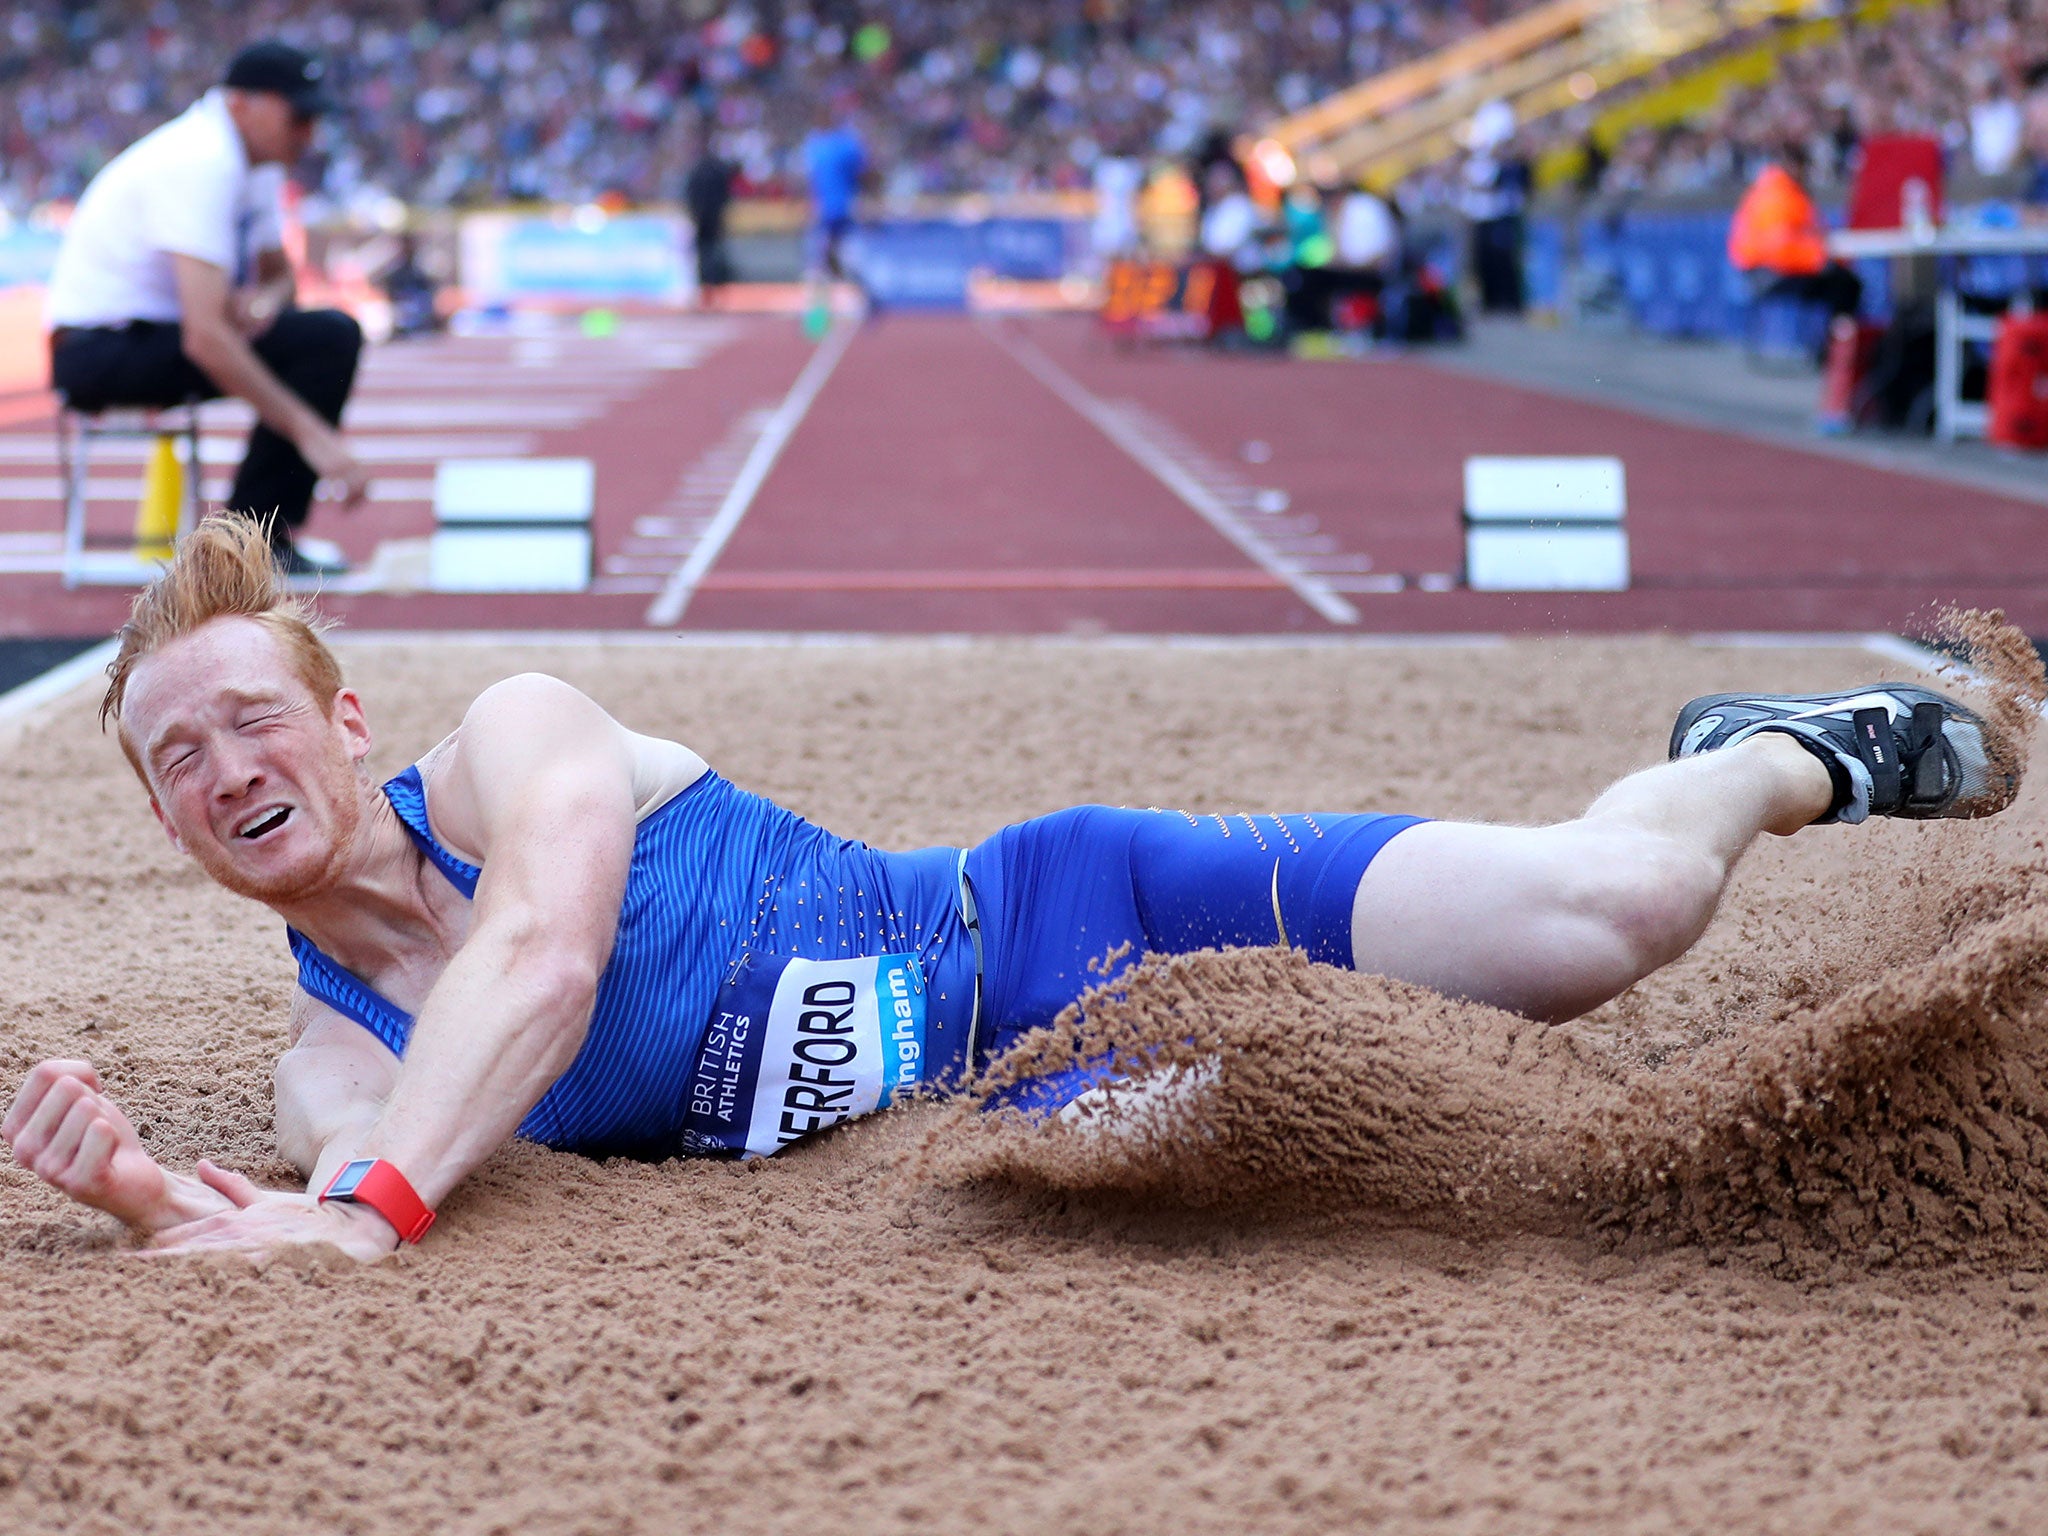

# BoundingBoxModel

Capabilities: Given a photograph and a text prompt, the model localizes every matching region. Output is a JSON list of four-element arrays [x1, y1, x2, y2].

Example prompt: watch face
[[326, 1159, 375, 1199]]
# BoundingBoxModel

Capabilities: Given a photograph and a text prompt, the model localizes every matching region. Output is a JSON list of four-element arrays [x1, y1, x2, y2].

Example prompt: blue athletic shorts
[[962, 806, 1426, 1069]]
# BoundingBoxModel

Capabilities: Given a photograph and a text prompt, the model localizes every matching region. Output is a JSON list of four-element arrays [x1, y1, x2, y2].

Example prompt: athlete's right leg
[[1350, 678, 2011, 1023], [1349, 733, 1829, 1024]]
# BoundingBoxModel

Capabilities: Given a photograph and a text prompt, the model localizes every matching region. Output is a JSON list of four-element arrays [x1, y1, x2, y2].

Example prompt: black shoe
[[1669, 683, 2008, 823], [276, 541, 348, 579]]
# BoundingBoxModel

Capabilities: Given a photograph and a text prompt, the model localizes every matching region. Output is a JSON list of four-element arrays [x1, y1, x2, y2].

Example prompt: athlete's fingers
[[36, 1094, 100, 1179], [2, 1059, 100, 1141], [6, 1073, 91, 1164], [196, 1160, 267, 1208], [60, 1117, 119, 1195]]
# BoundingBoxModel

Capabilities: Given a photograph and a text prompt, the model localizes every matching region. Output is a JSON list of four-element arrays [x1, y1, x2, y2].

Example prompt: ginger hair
[[100, 514, 344, 776]]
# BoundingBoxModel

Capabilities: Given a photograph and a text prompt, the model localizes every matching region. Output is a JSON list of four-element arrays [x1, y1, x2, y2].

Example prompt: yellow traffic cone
[[134, 432, 182, 563]]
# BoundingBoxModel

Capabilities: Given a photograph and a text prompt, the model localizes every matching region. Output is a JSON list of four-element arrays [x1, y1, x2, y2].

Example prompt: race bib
[[678, 952, 927, 1159]]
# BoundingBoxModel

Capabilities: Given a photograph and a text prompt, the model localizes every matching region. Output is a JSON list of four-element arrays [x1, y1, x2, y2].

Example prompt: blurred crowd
[[1570, 0, 2048, 201], [0, 0, 1523, 221]]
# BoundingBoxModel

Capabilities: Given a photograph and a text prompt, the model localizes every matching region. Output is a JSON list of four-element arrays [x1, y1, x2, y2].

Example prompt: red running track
[[5, 310, 2045, 638]]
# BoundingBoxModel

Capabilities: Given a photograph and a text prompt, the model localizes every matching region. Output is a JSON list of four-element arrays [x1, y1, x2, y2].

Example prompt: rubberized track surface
[[4, 311, 2044, 637]]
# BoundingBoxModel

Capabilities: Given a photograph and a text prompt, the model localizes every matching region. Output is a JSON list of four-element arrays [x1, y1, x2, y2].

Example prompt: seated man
[[45, 41, 369, 577], [2, 518, 2018, 1260], [1728, 146, 1865, 355]]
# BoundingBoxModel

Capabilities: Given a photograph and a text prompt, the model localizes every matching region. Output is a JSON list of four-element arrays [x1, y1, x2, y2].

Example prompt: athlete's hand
[[147, 1167, 400, 1265], [2, 1060, 175, 1230]]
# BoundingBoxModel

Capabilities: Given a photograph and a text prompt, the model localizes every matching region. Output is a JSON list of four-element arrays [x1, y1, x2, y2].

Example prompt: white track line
[[646, 321, 859, 627], [981, 323, 1359, 626], [0, 638, 119, 751]]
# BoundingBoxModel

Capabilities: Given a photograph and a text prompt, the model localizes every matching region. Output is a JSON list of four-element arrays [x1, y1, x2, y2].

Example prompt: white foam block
[[1463, 455, 1629, 591], [430, 458, 594, 591], [435, 458, 594, 522], [1463, 456, 1626, 522]]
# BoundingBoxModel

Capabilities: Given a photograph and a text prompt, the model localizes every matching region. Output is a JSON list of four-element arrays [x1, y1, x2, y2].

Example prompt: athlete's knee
[[1563, 828, 1723, 975]]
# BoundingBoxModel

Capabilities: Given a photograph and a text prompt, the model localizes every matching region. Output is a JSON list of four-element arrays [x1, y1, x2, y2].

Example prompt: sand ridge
[[5, 634, 2048, 1534]]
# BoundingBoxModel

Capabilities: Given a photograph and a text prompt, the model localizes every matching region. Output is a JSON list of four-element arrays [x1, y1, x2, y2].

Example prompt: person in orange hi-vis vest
[[1728, 148, 1864, 341]]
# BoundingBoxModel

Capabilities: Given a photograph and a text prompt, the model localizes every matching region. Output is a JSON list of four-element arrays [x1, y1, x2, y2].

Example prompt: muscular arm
[[346, 675, 638, 1209], [171, 253, 366, 505]]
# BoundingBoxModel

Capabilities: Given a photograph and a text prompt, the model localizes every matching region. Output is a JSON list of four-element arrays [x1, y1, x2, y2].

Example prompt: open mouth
[[238, 807, 292, 841]]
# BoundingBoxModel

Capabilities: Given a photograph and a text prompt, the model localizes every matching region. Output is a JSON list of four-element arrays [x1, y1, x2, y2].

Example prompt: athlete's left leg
[[1348, 733, 1834, 1023]]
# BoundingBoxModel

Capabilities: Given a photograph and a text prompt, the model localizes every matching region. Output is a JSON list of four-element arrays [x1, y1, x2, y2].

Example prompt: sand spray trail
[[920, 618, 2048, 1277]]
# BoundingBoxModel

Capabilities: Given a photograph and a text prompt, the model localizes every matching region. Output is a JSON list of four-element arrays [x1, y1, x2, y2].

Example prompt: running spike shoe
[[1668, 683, 2009, 824]]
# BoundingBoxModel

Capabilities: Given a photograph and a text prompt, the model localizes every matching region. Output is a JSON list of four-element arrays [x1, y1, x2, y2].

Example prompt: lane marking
[[981, 322, 1360, 626], [646, 321, 860, 627], [603, 406, 776, 585]]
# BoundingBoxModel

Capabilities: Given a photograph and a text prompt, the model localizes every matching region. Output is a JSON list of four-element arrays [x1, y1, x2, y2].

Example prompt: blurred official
[[45, 40, 368, 577]]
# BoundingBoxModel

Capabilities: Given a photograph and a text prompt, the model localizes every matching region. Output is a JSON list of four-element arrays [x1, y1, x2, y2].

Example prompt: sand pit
[[6, 632, 2048, 1534]]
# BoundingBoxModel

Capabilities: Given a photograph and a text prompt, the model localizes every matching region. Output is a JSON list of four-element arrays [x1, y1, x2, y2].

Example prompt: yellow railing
[[1258, 0, 1830, 190], [1534, 0, 1941, 187]]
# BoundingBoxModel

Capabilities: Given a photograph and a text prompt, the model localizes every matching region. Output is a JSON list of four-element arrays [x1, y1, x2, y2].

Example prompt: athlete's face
[[122, 617, 371, 905]]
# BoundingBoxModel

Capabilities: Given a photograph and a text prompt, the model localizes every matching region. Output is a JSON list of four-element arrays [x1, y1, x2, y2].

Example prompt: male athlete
[[2, 518, 2017, 1261]]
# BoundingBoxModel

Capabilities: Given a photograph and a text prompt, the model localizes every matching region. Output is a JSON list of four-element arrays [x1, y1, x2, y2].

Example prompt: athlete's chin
[[192, 827, 351, 905], [202, 849, 341, 905]]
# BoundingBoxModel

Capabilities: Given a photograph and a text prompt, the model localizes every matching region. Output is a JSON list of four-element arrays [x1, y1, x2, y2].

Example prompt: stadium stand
[[1546, 0, 2048, 200], [0, 0, 1539, 218]]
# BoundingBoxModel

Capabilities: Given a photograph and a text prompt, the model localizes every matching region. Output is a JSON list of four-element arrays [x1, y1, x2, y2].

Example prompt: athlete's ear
[[331, 688, 373, 766]]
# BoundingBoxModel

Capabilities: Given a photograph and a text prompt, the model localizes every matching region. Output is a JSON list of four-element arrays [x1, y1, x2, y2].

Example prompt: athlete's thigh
[[1128, 808, 1424, 967], [1347, 818, 1640, 1015]]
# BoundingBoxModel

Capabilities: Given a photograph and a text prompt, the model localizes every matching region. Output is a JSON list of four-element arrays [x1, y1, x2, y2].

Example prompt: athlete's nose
[[209, 733, 266, 803]]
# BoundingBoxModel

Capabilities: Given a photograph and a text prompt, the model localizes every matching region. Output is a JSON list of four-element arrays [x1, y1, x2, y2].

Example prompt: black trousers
[[1471, 215, 1525, 314], [1765, 264, 1865, 322], [50, 309, 363, 540]]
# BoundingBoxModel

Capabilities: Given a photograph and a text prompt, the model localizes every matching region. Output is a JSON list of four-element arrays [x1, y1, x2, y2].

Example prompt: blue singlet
[[289, 766, 1423, 1159]]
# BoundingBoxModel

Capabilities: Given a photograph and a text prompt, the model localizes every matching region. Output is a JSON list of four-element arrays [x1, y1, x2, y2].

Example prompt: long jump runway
[[5, 312, 2046, 637]]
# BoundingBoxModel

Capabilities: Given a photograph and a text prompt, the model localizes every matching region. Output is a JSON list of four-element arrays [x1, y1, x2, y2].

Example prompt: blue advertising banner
[[459, 211, 693, 304], [0, 226, 61, 287], [845, 215, 1084, 309]]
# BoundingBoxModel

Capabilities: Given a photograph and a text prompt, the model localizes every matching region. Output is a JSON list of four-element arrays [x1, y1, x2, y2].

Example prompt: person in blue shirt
[[2, 516, 2013, 1260], [801, 105, 868, 321]]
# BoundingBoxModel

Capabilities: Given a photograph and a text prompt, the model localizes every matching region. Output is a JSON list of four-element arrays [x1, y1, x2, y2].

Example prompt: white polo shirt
[[45, 89, 286, 328]]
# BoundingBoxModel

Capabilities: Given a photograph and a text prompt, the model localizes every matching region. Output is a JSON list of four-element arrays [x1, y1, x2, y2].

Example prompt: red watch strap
[[319, 1158, 437, 1243]]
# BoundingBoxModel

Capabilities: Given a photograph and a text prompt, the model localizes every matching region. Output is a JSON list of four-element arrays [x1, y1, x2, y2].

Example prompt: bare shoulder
[[463, 671, 616, 730], [421, 674, 706, 852], [431, 675, 629, 782]]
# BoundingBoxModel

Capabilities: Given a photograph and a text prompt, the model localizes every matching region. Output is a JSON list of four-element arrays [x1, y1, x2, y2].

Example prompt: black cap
[[223, 40, 338, 117]]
